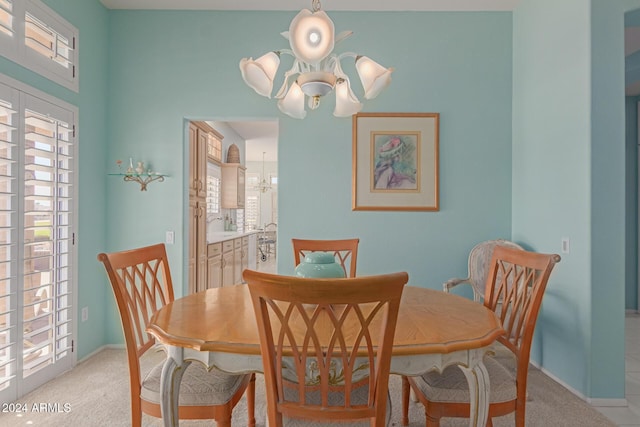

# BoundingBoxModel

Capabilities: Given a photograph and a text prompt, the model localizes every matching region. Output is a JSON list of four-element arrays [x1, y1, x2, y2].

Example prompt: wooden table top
[[147, 285, 504, 356]]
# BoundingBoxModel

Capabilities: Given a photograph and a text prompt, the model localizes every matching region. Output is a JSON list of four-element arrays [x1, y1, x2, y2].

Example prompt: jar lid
[[303, 252, 336, 264]]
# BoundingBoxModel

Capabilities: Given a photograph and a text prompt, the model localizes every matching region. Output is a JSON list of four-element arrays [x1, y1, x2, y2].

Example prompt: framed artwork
[[352, 113, 439, 211]]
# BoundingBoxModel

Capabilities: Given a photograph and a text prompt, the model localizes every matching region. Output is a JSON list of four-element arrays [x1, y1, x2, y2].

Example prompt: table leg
[[458, 351, 491, 427], [160, 346, 190, 427]]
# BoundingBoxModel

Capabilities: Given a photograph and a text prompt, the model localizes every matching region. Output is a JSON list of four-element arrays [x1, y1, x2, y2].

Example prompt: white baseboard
[[533, 363, 628, 408], [588, 397, 628, 407], [77, 344, 125, 364]]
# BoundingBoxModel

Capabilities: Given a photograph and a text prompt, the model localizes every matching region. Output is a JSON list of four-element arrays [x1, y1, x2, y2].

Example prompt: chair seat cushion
[[141, 360, 249, 406], [412, 356, 516, 404]]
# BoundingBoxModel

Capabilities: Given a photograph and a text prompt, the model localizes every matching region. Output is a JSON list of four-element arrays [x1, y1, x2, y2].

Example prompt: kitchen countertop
[[207, 230, 259, 244]]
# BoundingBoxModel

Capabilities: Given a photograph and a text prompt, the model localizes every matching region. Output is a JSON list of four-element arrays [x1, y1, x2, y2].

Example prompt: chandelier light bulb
[[289, 9, 335, 65]]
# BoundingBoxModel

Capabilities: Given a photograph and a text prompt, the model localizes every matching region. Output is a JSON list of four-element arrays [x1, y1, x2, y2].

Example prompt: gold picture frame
[[352, 113, 439, 211]]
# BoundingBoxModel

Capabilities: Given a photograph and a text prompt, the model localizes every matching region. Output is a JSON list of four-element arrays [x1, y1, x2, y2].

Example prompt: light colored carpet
[[0, 348, 615, 427]]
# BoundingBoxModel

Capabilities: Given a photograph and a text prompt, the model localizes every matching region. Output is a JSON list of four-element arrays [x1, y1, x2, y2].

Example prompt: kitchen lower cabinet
[[207, 234, 256, 289], [189, 198, 207, 294], [206, 243, 223, 289], [241, 236, 249, 273], [233, 238, 242, 285], [222, 240, 235, 287]]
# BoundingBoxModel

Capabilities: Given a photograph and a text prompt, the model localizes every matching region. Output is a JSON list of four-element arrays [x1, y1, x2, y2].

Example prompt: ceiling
[[223, 121, 279, 163], [99, 0, 517, 11], [100, 0, 518, 163]]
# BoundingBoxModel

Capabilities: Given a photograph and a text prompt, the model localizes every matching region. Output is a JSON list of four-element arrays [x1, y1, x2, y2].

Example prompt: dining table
[[146, 284, 505, 427]]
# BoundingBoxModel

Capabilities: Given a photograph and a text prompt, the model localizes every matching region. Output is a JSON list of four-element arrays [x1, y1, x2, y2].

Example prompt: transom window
[[0, 0, 78, 92]]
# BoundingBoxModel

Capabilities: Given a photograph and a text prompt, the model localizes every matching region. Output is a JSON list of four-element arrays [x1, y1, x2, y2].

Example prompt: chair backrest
[[263, 222, 277, 241], [97, 244, 174, 390], [292, 238, 360, 277], [467, 239, 524, 301], [244, 269, 408, 427], [484, 246, 560, 374]]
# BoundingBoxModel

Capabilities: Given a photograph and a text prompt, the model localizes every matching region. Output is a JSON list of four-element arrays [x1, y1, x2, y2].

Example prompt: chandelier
[[239, 0, 393, 119], [254, 152, 272, 193]]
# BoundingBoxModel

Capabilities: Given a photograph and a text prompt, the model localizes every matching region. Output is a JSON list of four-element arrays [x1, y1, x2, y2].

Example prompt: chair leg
[[401, 376, 410, 426], [515, 406, 525, 427], [425, 411, 440, 427], [131, 393, 142, 427], [247, 373, 256, 427]]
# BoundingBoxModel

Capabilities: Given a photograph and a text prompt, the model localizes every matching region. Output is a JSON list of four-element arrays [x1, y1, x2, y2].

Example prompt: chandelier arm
[[333, 59, 346, 79], [331, 52, 358, 79], [274, 60, 302, 99], [335, 30, 354, 45], [277, 49, 295, 57], [336, 51, 358, 61], [321, 54, 338, 73]]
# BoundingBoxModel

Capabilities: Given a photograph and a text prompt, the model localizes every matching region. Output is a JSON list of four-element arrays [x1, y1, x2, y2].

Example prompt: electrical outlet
[[561, 237, 570, 254], [81, 307, 88, 322], [165, 231, 175, 245]]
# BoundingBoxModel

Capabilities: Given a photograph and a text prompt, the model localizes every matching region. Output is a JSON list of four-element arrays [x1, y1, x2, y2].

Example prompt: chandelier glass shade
[[239, 0, 393, 119]]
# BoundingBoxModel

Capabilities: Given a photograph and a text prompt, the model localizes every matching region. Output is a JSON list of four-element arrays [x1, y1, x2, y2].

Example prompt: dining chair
[[97, 243, 256, 427], [244, 269, 408, 427], [443, 239, 524, 302], [401, 246, 560, 427], [292, 238, 360, 277], [258, 222, 278, 261]]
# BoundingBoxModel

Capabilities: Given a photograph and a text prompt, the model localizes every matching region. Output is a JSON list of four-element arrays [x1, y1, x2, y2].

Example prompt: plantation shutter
[[21, 93, 74, 379], [23, 0, 76, 88], [0, 79, 76, 403], [0, 80, 18, 395]]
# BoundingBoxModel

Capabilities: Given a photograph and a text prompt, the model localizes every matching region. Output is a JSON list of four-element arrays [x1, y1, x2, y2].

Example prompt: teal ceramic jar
[[294, 252, 346, 278]]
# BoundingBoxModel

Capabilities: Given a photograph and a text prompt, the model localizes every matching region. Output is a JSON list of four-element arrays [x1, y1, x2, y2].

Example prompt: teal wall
[[512, 0, 639, 399], [104, 10, 514, 340], [0, 0, 110, 359], [43, 0, 110, 359], [590, 0, 640, 398], [512, 0, 594, 395], [3, 0, 634, 400]]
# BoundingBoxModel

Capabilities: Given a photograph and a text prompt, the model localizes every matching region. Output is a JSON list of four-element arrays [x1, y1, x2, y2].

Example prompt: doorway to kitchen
[[188, 119, 279, 280], [230, 122, 279, 271]]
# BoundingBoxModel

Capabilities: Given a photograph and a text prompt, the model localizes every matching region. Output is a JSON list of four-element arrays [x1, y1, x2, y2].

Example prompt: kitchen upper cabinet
[[207, 132, 222, 163], [221, 163, 246, 209], [190, 121, 223, 199]]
